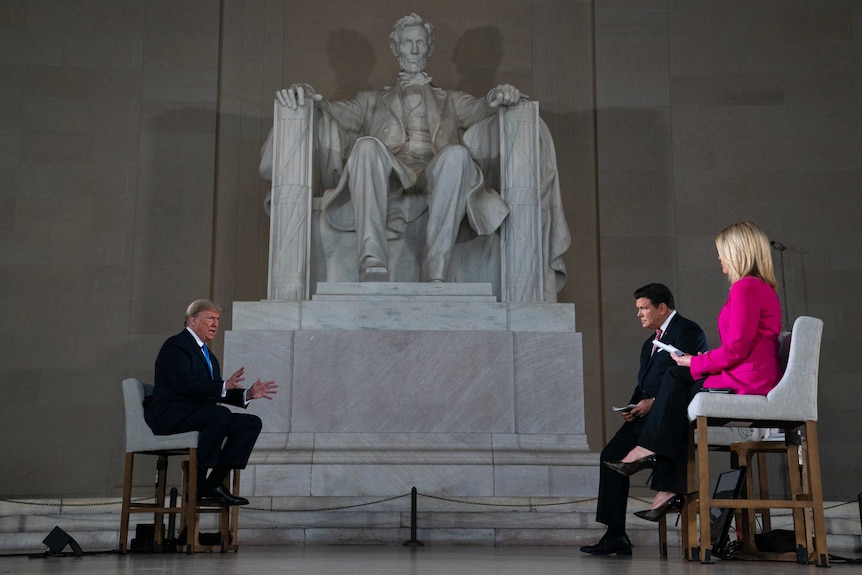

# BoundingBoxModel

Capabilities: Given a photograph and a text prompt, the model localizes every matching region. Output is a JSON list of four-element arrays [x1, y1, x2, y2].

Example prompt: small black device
[[710, 467, 746, 558]]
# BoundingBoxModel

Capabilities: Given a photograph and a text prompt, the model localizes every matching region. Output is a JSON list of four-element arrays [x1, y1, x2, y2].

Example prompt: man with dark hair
[[145, 299, 278, 505], [580, 283, 706, 555]]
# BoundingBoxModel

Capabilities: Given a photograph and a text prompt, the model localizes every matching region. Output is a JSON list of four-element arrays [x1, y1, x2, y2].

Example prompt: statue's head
[[389, 13, 434, 73]]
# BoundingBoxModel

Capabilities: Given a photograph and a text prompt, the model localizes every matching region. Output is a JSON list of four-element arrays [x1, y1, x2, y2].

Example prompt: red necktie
[[652, 328, 662, 354]]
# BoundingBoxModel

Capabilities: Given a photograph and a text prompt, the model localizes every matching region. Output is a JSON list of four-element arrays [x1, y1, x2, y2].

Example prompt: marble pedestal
[[224, 283, 599, 544]]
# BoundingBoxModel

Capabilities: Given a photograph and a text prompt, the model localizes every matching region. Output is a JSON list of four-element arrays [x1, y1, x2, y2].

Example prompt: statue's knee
[[350, 137, 386, 159], [437, 144, 472, 165]]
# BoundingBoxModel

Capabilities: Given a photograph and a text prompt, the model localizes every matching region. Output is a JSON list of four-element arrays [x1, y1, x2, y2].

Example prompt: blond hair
[[184, 299, 221, 326], [715, 221, 778, 289]]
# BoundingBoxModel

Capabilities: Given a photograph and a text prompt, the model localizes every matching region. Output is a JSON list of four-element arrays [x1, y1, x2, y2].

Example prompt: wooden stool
[[730, 439, 784, 552], [180, 460, 240, 553]]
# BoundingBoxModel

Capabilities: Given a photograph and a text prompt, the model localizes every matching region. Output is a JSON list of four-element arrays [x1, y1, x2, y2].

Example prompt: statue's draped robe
[[260, 84, 571, 300]]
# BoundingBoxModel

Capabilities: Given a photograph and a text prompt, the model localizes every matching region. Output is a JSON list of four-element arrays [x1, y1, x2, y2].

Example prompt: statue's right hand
[[276, 84, 322, 109]]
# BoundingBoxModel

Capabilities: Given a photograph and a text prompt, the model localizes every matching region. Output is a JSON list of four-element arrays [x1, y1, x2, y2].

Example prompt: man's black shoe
[[198, 484, 249, 506], [580, 533, 632, 556]]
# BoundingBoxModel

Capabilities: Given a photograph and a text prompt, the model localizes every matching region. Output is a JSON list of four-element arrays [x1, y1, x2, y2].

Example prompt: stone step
[[2, 497, 859, 554], [313, 282, 497, 301]]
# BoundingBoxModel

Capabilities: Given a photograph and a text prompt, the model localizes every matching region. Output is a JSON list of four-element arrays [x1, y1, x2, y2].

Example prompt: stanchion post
[[403, 487, 424, 547]]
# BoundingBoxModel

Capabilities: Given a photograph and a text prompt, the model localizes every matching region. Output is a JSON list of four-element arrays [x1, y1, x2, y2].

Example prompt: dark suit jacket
[[144, 329, 246, 434], [631, 312, 708, 404]]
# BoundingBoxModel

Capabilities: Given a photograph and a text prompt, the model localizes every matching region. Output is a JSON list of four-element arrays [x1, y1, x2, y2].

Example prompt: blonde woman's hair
[[715, 221, 778, 289]]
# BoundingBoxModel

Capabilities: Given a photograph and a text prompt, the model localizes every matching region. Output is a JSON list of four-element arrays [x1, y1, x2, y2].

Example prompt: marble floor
[[1, 545, 855, 575]]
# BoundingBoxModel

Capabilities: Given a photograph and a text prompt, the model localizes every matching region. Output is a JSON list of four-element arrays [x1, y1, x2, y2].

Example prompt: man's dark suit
[[596, 313, 707, 533], [144, 329, 261, 472]]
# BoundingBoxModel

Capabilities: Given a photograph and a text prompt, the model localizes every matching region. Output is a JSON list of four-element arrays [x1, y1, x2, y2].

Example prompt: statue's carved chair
[[261, 101, 566, 302]]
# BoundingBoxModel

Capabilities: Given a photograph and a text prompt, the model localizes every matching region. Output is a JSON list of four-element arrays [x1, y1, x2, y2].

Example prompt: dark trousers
[[597, 418, 644, 534], [639, 366, 701, 494], [164, 405, 262, 472]]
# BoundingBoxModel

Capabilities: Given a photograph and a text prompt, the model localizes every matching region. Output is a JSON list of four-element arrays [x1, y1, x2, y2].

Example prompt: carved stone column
[[267, 102, 316, 301], [499, 102, 543, 302]]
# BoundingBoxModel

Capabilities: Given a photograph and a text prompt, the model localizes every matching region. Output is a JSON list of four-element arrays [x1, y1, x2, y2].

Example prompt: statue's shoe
[[360, 266, 390, 282]]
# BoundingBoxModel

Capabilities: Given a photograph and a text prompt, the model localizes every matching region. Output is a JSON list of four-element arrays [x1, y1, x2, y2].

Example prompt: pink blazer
[[690, 276, 782, 395]]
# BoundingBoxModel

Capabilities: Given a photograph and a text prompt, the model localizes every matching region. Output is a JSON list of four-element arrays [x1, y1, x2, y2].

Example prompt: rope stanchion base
[[403, 487, 424, 547]]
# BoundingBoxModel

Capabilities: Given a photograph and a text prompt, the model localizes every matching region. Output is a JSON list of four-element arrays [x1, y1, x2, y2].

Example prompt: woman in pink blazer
[[604, 221, 782, 521], [685, 221, 783, 393]]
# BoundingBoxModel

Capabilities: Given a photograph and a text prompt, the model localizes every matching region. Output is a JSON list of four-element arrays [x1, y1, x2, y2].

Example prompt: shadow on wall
[[327, 28, 376, 100], [451, 26, 503, 96], [136, 104, 220, 333]]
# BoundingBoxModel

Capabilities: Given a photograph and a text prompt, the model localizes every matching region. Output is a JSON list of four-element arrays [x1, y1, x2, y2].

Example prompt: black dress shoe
[[580, 533, 632, 556], [199, 484, 249, 506], [633, 494, 685, 522], [602, 454, 657, 477]]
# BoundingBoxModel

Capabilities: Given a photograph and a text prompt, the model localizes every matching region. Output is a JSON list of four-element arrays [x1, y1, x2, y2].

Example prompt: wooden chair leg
[[756, 451, 772, 533], [783, 432, 808, 559], [184, 451, 199, 554], [119, 452, 134, 554], [696, 416, 713, 563], [182, 453, 243, 553], [803, 422, 829, 567], [229, 469, 241, 551], [684, 425, 699, 561], [731, 442, 772, 554]]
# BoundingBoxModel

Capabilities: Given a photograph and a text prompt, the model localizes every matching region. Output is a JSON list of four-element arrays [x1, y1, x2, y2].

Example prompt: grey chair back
[[122, 377, 198, 453], [764, 315, 823, 422], [687, 316, 823, 425]]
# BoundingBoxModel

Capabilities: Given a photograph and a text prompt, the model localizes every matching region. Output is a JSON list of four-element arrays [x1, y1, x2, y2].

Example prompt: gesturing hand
[[225, 366, 246, 390], [247, 379, 278, 401]]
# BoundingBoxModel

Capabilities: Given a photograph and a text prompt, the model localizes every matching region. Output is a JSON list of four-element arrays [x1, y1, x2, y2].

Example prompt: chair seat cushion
[[128, 430, 199, 453], [687, 392, 807, 428]]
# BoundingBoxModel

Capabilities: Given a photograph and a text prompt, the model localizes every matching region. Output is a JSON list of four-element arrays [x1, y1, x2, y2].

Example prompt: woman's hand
[[671, 351, 705, 367]]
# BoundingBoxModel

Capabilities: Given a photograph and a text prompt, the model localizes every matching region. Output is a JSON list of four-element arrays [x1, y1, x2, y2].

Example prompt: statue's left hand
[[488, 84, 526, 108], [276, 84, 323, 109]]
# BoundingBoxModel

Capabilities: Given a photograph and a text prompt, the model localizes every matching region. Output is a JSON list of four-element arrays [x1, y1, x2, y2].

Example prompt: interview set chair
[[119, 377, 240, 553], [681, 316, 828, 566]]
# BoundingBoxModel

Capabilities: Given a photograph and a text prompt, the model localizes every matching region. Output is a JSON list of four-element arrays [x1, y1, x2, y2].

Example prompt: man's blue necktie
[[201, 344, 214, 378]]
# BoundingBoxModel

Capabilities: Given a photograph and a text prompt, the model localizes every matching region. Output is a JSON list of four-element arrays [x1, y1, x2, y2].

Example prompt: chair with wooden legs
[[179, 460, 240, 552], [683, 316, 828, 566], [119, 377, 240, 554], [119, 378, 199, 553], [654, 426, 761, 557]]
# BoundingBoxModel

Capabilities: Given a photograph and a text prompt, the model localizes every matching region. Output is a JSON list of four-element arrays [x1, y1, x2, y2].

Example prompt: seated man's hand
[[622, 398, 655, 421], [632, 397, 655, 418], [225, 366, 246, 390], [247, 379, 278, 401], [276, 84, 323, 109], [487, 83, 525, 108]]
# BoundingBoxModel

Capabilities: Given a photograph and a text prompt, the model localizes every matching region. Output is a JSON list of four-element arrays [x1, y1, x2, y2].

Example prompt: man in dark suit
[[144, 299, 278, 506], [580, 283, 707, 555]]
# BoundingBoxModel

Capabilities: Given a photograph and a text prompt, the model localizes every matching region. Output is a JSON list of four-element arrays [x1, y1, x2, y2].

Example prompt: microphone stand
[[771, 241, 790, 330]]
